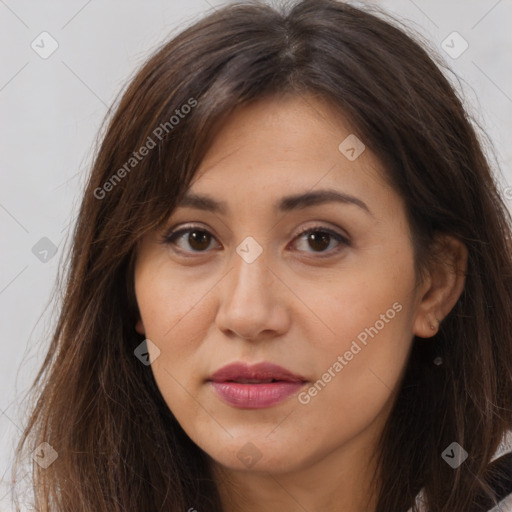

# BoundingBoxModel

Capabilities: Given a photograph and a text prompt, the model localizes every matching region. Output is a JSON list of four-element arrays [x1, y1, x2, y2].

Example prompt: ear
[[413, 235, 468, 338]]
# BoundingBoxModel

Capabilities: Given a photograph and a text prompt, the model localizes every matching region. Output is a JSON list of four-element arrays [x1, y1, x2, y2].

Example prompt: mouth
[[224, 378, 283, 384], [207, 362, 308, 409]]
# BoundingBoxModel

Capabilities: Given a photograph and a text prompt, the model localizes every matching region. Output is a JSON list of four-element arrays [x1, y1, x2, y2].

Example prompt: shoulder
[[408, 451, 512, 512], [490, 492, 512, 512], [482, 450, 512, 512]]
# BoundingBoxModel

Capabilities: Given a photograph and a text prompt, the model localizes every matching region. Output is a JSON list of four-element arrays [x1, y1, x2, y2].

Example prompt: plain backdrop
[[1, 0, 511, 509]]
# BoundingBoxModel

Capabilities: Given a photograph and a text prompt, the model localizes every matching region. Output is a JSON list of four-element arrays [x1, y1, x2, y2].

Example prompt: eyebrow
[[177, 188, 372, 216]]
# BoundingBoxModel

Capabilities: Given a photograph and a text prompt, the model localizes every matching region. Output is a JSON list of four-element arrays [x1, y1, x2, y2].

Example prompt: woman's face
[[134, 94, 430, 475]]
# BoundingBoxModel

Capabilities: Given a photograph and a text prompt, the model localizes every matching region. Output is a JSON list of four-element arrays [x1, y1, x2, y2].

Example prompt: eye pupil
[[189, 230, 210, 251], [308, 231, 330, 251]]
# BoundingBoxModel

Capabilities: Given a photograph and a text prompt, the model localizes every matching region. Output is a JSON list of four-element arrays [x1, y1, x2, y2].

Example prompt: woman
[[13, 0, 512, 511]]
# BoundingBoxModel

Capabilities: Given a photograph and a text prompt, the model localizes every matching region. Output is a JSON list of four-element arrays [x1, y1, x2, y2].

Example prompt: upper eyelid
[[162, 221, 347, 238], [161, 223, 221, 243]]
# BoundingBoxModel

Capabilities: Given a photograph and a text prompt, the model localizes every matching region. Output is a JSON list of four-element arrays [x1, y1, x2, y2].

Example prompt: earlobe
[[414, 314, 440, 338], [135, 317, 145, 335], [412, 235, 468, 339]]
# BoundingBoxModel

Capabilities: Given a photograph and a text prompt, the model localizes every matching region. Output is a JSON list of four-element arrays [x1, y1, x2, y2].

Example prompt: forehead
[[180, 94, 397, 218]]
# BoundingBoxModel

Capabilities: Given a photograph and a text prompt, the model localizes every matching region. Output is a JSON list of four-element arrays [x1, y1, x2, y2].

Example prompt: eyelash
[[160, 223, 351, 258]]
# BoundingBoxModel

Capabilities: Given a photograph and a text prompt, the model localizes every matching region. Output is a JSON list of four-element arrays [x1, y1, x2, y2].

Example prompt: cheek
[[301, 250, 414, 355], [136, 286, 214, 429], [134, 256, 218, 410], [296, 247, 416, 409], [291, 314, 412, 450], [135, 253, 212, 347]]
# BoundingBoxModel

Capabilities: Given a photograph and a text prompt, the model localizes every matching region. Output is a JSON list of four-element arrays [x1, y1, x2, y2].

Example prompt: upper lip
[[208, 362, 307, 383]]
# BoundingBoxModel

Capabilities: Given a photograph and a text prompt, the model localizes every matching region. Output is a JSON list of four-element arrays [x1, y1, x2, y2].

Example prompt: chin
[[195, 432, 314, 475]]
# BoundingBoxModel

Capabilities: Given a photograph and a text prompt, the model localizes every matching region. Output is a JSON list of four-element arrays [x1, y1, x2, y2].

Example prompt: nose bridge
[[227, 242, 272, 309], [215, 239, 288, 339]]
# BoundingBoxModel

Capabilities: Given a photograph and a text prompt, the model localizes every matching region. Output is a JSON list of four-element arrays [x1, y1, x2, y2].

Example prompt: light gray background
[[1, 0, 511, 509]]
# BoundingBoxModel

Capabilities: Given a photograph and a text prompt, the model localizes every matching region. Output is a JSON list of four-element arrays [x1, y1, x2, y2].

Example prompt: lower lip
[[210, 381, 305, 409]]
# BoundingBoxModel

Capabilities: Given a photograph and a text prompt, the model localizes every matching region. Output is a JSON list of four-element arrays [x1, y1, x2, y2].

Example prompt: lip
[[207, 362, 308, 409]]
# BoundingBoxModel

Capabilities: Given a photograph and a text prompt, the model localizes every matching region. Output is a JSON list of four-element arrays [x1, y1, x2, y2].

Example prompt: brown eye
[[293, 226, 350, 255], [187, 230, 211, 251], [162, 226, 219, 253], [306, 231, 331, 252]]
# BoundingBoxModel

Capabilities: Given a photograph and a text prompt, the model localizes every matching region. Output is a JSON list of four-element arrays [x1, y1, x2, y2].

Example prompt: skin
[[134, 93, 467, 512]]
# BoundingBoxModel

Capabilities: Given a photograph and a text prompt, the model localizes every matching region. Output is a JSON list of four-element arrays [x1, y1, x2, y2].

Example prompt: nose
[[215, 246, 291, 341]]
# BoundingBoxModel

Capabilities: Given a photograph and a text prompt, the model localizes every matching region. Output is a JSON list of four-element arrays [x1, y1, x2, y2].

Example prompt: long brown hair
[[12, 1, 512, 510]]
